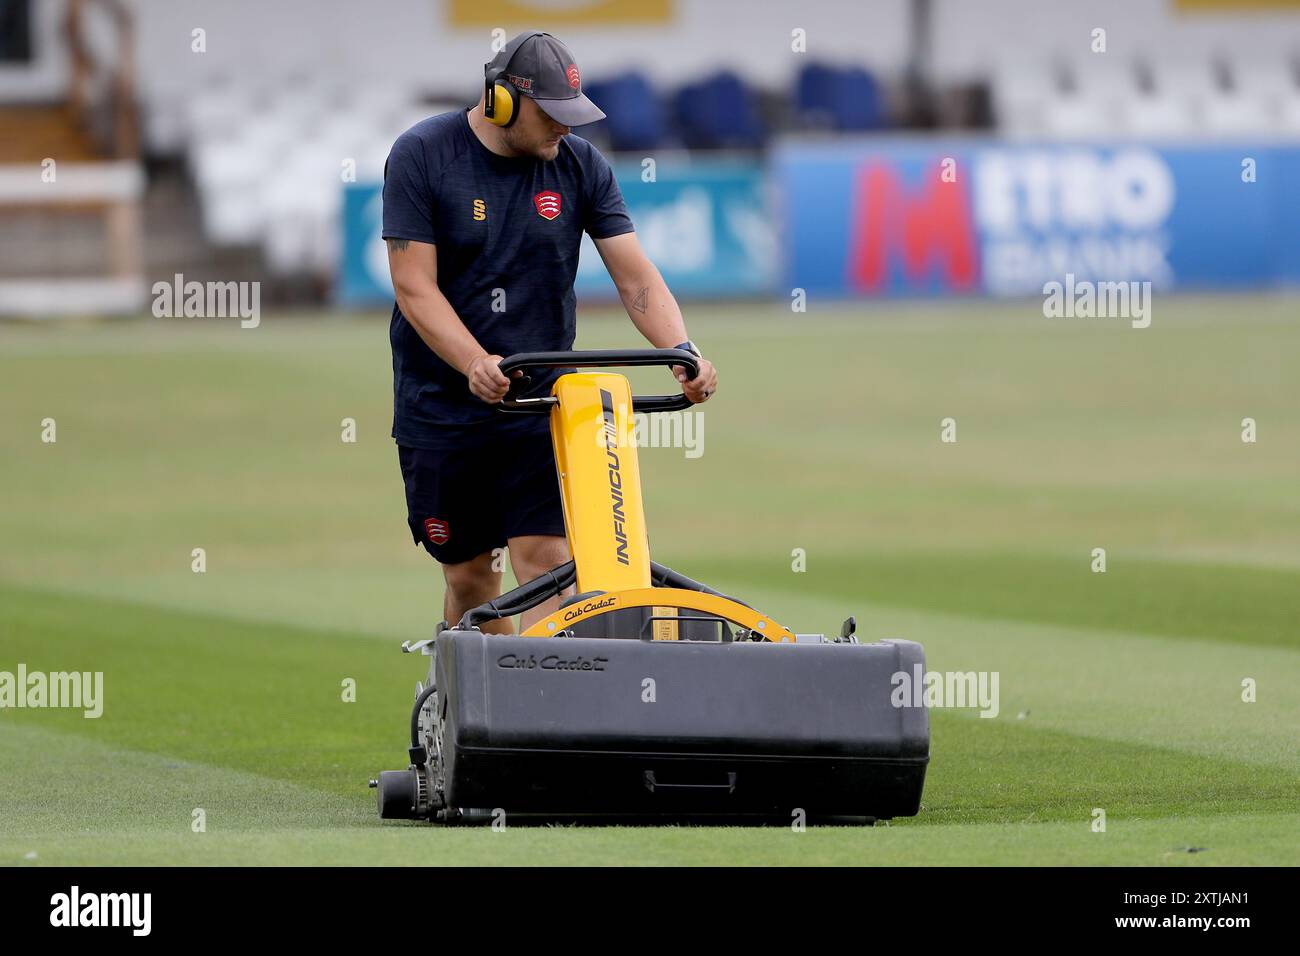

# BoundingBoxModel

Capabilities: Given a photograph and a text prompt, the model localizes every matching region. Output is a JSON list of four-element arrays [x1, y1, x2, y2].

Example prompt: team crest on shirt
[[424, 517, 450, 545], [533, 190, 562, 220]]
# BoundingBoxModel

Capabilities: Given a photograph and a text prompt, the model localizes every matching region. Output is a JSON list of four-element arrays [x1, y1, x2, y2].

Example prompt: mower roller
[[371, 348, 929, 824]]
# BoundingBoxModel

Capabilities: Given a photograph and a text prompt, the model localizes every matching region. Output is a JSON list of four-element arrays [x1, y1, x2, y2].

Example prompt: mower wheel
[[375, 769, 419, 820]]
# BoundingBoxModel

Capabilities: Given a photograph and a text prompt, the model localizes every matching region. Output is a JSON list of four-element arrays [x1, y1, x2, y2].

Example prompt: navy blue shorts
[[397, 430, 566, 565]]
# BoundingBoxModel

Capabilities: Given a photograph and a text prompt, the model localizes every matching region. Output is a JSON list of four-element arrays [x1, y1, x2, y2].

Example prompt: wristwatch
[[672, 340, 709, 398]]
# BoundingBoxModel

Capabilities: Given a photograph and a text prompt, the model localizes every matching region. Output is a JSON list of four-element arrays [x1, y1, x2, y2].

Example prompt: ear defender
[[483, 31, 544, 129], [485, 80, 517, 127]]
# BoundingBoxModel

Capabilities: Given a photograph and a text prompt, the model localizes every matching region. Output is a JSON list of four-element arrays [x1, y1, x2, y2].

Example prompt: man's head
[[482, 31, 604, 160]]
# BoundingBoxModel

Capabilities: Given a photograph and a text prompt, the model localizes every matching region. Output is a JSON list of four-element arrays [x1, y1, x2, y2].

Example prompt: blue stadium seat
[[579, 72, 664, 151], [672, 70, 765, 149], [795, 62, 839, 127], [796, 62, 886, 131]]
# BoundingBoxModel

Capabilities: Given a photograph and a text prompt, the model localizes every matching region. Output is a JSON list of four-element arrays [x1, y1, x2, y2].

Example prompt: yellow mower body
[[520, 369, 793, 642]]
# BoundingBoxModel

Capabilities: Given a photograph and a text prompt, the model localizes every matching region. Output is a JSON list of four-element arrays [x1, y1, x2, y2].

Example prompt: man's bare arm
[[386, 238, 511, 402], [593, 232, 717, 401], [592, 232, 688, 347]]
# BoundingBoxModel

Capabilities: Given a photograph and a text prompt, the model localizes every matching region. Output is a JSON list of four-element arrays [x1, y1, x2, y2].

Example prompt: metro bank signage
[[775, 139, 1300, 298]]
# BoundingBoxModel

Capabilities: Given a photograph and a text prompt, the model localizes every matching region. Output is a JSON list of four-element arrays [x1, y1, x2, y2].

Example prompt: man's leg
[[441, 550, 512, 634], [507, 534, 573, 632], [398, 443, 511, 632], [499, 425, 571, 631]]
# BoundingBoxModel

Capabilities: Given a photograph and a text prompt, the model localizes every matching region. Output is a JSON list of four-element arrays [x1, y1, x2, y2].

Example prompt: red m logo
[[848, 162, 978, 292]]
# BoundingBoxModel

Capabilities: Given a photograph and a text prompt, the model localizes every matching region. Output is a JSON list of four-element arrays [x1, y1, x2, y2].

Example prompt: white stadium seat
[[1201, 92, 1281, 136], [166, 73, 442, 270], [1120, 93, 1197, 139], [192, 141, 267, 244]]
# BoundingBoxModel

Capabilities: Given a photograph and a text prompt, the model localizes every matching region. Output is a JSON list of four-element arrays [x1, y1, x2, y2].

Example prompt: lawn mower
[[370, 348, 929, 824]]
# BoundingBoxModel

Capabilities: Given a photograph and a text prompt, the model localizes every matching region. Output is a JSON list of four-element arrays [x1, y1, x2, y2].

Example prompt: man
[[383, 30, 717, 634]]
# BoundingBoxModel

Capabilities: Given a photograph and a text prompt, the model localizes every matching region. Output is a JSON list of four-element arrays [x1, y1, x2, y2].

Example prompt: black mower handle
[[495, 348, 700, 415]]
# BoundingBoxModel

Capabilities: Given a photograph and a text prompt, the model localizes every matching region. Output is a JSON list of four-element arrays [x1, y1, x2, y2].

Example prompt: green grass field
[[2, 295, 1297, 865]]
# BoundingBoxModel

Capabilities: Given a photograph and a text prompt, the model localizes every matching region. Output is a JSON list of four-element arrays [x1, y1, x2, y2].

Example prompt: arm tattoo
[[387, 238, 410, 252], [631, 286, 648, 314]]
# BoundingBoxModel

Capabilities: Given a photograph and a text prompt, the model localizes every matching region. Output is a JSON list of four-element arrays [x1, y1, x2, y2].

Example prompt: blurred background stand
[[0, 0, 144, 315], [0, 0, 1298, 316]]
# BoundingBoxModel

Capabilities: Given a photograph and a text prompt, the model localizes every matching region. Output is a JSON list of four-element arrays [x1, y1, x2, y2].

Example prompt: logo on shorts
[[424, 518, 450, 545], [533, 190, 562, 220], [566, 64, 581, 89]]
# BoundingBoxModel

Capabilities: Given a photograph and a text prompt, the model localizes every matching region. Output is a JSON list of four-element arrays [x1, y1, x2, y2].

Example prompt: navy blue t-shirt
[[382, 108, 634, 449]]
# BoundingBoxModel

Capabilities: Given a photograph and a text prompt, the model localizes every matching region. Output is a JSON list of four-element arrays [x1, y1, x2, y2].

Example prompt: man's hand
[[675, 357, 717, 404], [466, 354, 516, 403]]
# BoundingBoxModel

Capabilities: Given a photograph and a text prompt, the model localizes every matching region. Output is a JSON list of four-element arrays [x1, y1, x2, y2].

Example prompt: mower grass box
[[435, 630, 929, 820]]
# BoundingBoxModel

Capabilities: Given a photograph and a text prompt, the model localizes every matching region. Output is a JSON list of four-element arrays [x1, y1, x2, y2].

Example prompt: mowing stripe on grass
[[2, 581, 1297, 843], [3, 723, 1297, 866], [685, 552, 1300, 651]]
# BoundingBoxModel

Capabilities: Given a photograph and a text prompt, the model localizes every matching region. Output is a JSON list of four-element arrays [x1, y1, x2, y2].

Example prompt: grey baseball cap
[[490, 32, 606, 127]]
